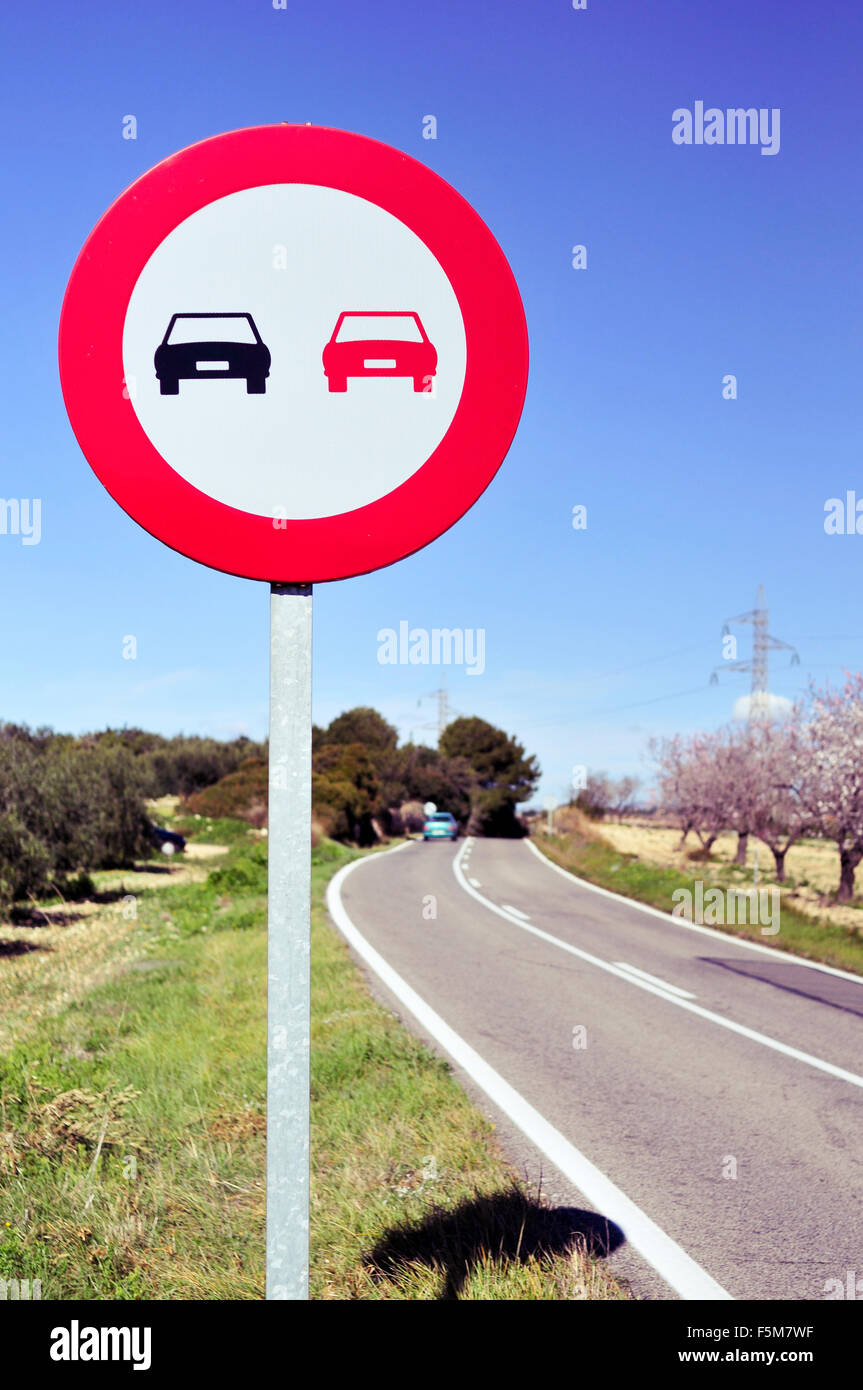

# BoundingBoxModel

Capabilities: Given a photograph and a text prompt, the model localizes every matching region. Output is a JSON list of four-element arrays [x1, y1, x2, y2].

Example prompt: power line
[[568, 642, 707, 684], [516, 683, 726, 726]]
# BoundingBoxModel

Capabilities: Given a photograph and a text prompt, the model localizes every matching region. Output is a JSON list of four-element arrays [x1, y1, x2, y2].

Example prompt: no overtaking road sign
[[59, 123, 528, 582], [58, 123, 529, 1300]]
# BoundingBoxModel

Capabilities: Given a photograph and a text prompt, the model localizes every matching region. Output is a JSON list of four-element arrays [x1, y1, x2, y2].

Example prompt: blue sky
[[1, 0, 862, 804]]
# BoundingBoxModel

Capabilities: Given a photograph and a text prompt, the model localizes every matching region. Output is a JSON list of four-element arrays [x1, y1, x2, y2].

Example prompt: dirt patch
[[207, 1108, 265, 1143], [20, 1085, 144, 1158]]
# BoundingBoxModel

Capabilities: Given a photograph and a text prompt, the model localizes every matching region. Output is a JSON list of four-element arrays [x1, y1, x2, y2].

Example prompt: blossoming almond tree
[[653, 722, 808, 881], [716, 724, 764, 867], [746, 720, 811, 883], [788, 676, 863, 902], [651, 729, 729, 856]]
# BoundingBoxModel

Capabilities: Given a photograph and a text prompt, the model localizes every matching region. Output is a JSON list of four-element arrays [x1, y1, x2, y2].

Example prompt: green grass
[[172, 813, 261, 846], [0, 823, 629, 1301], [533, 822, 863, 976]]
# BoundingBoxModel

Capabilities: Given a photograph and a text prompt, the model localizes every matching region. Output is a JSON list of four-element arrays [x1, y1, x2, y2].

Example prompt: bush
[[0, 729, 153, 910], [312, 743, 379, 844], [184, 758, 269, 824], [0, 812, 53, 906], [311, 838, 354, 866], [62, 872, 97, 902], [92, 730, 267, 798], [208, 843, 268, 895], [398, 800, 426, 833]]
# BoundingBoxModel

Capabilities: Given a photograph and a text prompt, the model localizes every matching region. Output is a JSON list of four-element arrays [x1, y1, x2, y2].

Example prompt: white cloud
[[733, 691, 793, 722]]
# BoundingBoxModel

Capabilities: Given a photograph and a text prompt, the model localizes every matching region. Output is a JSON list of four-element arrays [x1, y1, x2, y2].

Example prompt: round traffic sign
[[59, 125, 529, 583]]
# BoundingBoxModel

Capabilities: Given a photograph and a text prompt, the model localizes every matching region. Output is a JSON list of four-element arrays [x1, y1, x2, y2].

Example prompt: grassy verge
[[171, 813, 260, 847], [0, 821, 629, 1300], [533, 813, 863, 976]]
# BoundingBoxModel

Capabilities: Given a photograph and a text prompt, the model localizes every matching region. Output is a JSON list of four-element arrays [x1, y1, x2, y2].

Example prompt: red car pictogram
[[322, 311, 437, 392]]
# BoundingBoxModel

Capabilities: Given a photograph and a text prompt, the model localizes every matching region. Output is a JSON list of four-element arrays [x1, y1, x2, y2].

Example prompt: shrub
[[208, 843, 268, 895], [184, 758, 268, 824], [0, 729, 152, 909], [62, 872, 97, 902], [399, 801, 426, 833], [0, 813, 53, 906]]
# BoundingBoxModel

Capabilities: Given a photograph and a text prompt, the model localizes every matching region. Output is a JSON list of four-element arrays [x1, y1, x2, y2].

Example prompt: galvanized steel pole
[[266, 581, 313, 1299]]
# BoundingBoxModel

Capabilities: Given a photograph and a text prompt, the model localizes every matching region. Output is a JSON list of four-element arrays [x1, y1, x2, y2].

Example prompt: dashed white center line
[[613, 962, 696, 1000]]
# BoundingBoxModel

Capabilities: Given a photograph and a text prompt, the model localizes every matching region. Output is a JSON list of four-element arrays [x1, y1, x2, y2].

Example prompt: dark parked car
[[150, 823, 186, 856], [154, 313, 271, 395]]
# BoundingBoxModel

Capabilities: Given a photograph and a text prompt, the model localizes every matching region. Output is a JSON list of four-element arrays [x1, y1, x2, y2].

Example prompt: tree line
[[0, 710, 540, 907], [311, 707, 540, 843]]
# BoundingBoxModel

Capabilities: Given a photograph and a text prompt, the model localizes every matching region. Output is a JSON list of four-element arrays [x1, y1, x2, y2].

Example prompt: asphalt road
[[332, 835, 863, 1301]]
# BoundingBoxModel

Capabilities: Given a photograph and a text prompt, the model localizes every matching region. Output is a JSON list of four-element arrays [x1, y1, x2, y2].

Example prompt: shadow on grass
[[365, 1186, 624, 1300], [0, 939, 53, 956], [7, 907, 87, 928]]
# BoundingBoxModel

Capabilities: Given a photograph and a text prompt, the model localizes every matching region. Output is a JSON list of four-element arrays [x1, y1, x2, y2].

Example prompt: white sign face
[[122, 184, 467, 520], [423, 801, 437, 816], [543, 795, 558, 811]]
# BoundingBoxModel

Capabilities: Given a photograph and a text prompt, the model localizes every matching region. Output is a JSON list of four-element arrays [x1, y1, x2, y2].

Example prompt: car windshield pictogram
[[154, 313, 271, 395]]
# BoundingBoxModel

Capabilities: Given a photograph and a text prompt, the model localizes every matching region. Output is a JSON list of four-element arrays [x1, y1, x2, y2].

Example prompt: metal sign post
[[266, 583, 313, 1299]]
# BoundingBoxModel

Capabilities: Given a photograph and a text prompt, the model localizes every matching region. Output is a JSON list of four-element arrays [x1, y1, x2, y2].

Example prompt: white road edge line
[[502, 904, 530, 920], [524, 837, 863, 987], [327, 848, 732, 1301], [453, 843, 863, 1091], [613, 962, 696, 1000]]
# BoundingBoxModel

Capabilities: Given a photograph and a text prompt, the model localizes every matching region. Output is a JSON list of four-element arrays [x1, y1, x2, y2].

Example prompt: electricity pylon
[[710, 584, 799, 714], [417, 674, 458, 744]]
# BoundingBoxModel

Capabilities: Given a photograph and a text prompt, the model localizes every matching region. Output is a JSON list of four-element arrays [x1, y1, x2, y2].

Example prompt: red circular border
[[58, 125, 528, 583]]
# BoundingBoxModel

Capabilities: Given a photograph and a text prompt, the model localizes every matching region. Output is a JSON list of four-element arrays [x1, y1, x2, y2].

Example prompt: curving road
[[328, 835, 863, 1301]]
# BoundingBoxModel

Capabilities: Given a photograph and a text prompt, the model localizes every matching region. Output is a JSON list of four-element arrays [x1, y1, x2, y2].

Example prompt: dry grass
[[536, 808, 863, 974], [0, 856, 217, 1054], [599, 821, 863, 932]]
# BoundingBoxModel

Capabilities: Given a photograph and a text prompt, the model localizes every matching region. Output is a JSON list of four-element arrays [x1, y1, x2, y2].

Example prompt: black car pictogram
[[154, 313, 271, 395]]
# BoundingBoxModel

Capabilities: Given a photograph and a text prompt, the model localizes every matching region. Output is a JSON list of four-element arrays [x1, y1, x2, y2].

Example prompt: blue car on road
[[422, 812, 459, 842]]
